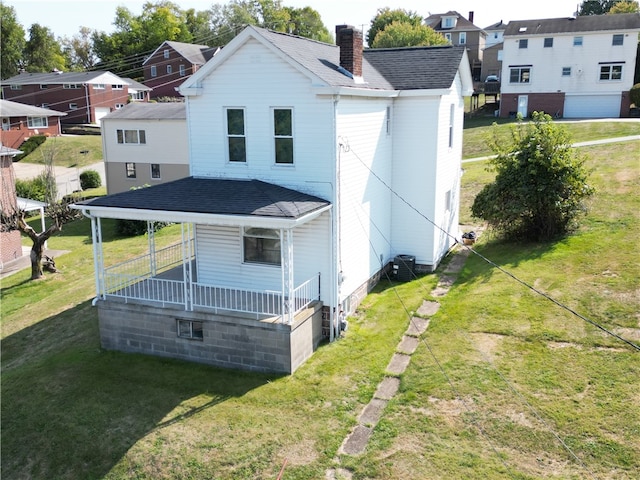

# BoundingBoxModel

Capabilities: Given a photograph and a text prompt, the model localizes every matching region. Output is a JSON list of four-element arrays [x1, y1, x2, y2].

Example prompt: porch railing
[[102, 244, 320, 323]]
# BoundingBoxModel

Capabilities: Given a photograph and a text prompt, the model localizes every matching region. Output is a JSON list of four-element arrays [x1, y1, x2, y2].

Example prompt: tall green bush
[[15, 135, 47, 161], [15, 171, 54, 202], [630, 83, 640, 108]]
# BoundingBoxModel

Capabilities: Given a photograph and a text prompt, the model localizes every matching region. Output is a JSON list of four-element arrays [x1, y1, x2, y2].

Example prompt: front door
[[517, 95, 528, 118]]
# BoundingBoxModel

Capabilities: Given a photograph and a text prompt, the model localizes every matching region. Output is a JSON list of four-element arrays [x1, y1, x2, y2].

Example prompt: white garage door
[[94, 107, 111, 123], [564, 94, 621, 118]]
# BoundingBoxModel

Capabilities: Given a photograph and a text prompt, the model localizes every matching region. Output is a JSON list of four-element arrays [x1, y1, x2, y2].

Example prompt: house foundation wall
[[500, 92, 565, 118], [97, 300, 323, 374]]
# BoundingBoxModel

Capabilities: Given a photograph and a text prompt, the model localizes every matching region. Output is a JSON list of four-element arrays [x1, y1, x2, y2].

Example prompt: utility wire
[[346, 145, 640, 352]]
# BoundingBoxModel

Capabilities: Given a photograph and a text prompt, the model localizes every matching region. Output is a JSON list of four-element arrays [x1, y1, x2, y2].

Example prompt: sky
[[5, 0, 582, 40]]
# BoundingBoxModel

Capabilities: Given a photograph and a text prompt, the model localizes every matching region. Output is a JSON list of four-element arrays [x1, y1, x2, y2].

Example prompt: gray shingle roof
[[0, 99, 67, 117], [425, 11, 482, 31], [1, 71, 126, 85], [255, 27, 465, 91], [504, 13, 640, 36], [102, 102, 185, 120], [80, 177, 330, 218], [164, 41, 219, 65]]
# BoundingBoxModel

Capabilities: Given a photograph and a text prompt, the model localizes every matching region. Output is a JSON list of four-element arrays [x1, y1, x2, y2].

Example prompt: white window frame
[[179, 65, 186, 76], [116, 129, 146, 145], [519, 39, 528, 49], [573, 36, 583, 46], [509, 66, 531, 84], [444, 32, 452, 43], [94, 84, 105, 90], [448, 104, 455, 148], [612, 34, 624, 46], [442, 17, 455, 28], [243, 227, 281, 266], [459, 32, 466, 45], [113, 84, 124, 90], [273, 107, 294, 165], [163, 49, 170, 59], [27, 117, 48, 128], [125, 162, 136, 178], [69, 103, 78, 110], [225, 107, 247, 163], [63, 83, 81, 89], [10, 84, 22, 90], [177, 319, 203, 340], [599, 63, 623, 81], [166, 65, 172, 74], [40, 84, 48, 89], [150, 65, 157, 77], [115, 103, 125, 109]]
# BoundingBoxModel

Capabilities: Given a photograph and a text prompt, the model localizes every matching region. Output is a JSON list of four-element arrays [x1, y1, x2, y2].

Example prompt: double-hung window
[[459, 32, 466, 45], [519, 39, 528, 49], [243, 228, 281, 266], [273, 108, 293, 164], [599, 63, 623, 81], [226, 108, 246, 162], [117, 129, 146, 144], [166, 65, 172, 74], [544, 37, 553, 48], [179, 65, 186, 76], [151, 163, 161, 179], [612, 34, 624, 46], [509, 66, 531, 83], [125, 162, 136, 178], [150, 65, 157, 77]]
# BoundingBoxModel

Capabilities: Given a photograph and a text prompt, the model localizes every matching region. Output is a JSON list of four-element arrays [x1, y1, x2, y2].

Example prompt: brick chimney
[[335, 25, 363, 77], [468, 11, 474, 23]]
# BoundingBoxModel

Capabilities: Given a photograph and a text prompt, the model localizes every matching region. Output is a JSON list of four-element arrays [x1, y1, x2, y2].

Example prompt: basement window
[[177, 320, 203, 340]]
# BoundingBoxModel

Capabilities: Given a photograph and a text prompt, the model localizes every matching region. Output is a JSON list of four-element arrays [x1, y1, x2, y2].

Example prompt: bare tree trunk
[[30, 238, 45, 280]]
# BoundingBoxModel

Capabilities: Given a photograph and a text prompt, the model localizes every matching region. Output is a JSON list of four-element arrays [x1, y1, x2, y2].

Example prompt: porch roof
[[73, 177, 332, 228]]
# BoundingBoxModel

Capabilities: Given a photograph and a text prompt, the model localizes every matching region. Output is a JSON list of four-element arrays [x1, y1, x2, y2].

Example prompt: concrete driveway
[[12, 161, 105, 200]]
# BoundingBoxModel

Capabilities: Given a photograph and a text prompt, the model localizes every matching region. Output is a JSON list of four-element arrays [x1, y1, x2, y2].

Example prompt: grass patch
[[16, 134, 103, 167], [2, 138, 638, 479]]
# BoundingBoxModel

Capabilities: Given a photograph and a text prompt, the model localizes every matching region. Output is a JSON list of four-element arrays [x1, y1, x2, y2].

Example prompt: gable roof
[[181, 25, 471, 94], [122, 77, 152, 92], [143, 40, 220, 66], [77, 177, 331, 221], [0, 99, 67, 117], [425, 11, 482, 32], [504, 13, 640, 36], [1, 70, 129, 86], [102, 102, 185, 121]]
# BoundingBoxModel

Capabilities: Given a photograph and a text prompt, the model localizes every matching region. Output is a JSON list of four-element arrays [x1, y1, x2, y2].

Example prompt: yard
[[1, 123, 639, 479]]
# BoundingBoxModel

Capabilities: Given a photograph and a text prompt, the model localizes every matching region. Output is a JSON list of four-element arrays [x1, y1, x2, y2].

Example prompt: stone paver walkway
[[326, 243, 474, 478]]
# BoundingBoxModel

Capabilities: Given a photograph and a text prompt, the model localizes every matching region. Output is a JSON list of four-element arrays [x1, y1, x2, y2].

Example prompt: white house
[[73, 25, 473, 374], [101, 102, 189, 194], [500, 13, 640, 118]]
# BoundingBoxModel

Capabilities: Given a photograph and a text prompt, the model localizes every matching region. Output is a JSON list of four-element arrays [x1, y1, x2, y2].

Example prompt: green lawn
[[2, 132, 639, 478], [16, 134, 103, 168]]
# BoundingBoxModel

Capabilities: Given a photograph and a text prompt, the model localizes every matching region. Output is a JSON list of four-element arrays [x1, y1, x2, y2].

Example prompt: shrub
[[15, 171, 54, 202], [15, 135, 47, 161], [115, 219, 169, 237], [630, 83, 640, 108], [79, 170, 102, 190]]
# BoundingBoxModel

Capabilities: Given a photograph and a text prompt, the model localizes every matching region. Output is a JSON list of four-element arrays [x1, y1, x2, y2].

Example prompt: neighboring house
[[0, 99, 66, 150], [73, 25, 473, 374], [101, 102, 189, 194], [0, 145, 22, 267], [425, 11, 486, 80], [500, 13, 640, 118], [122, 78, 152, 102], [143, 40, 220, 98], [481, 21, 507, 82], [1, 71, 135, 125]]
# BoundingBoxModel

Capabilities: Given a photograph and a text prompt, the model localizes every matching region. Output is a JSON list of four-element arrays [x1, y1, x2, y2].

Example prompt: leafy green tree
[[371, 21, 447, 48], [285, 6, 332, 43], [209, 0, 293, 44], [0, 5, 26, 79], [367, 7, 423, 46], [184, 8, 215, 43], [608, 0, 640, 13], [578, 0, 621, 14], [24, 24, 66, 72], [61, 27, 97, 71], [471, 112, 595, 241]]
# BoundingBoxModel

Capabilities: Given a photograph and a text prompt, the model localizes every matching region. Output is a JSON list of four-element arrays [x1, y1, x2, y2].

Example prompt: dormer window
[[442, 16, 456, 29]]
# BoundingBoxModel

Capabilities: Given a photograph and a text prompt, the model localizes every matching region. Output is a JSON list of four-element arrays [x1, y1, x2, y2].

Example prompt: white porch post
[[90, 216, 105, 300], [147, 221, 156, 276], [181, 223, 193, 311], [281, 228, 294, 324]]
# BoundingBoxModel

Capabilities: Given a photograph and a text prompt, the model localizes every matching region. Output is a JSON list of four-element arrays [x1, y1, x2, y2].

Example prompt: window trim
[[273, 107, 294, 165], [459, 32, 466, 45], [63, 83, 81, 89], [177, 319, 203, 340], [27, 116, 48, 128], [509, 65, 531, 84], [150, 65, 157, 77], [243, 227, 281, 266], [113, 84, 124, 90], [573, 36, 583, 46], [448, 104, 455, 148], [166, 65, 172, 74], [69, 103, 78, 110], [544, 37, 553, 48], [150, 163, 161, 179], [163, 49, 170, 59], [94, 83, 105, 90], [116, 129, 147, 145], [225, 107, 247, 163], [10, 84, 22, 90], [562, 66, 572, 77], [518, 38, 528, 49], [179, 64, 186, 76], [599, 63, 623, 81], [40, 84, 49, 89], [612, 34, 624, 46], [125, 162, 136, 179]]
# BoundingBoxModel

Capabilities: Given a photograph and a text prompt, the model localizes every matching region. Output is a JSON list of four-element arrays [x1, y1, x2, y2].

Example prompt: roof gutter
[[71, 204, 332, 229]]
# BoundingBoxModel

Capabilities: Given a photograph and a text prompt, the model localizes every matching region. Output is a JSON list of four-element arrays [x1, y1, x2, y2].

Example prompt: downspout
[[331, 94, 341, 342]]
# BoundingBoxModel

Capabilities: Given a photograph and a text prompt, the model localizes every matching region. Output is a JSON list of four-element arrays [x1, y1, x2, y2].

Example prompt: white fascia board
[[314, 86, 399, 98], [73, 204, 332, 229]]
